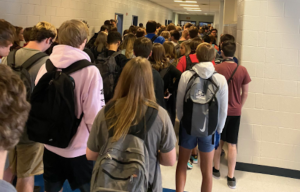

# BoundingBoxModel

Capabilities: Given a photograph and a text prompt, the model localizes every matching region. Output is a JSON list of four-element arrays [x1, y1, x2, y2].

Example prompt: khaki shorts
[[9, 142, 44, 178]]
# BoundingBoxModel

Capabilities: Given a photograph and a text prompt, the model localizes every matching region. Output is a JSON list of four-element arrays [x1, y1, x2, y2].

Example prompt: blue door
[[168, 20, 172, 24], [115, 13, 123, 35], [132, 16, 138, 26]]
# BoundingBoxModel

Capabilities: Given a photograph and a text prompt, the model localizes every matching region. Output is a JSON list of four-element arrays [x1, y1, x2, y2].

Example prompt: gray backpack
[[91, 103, 158, 192], [182, 70, 219, 139]]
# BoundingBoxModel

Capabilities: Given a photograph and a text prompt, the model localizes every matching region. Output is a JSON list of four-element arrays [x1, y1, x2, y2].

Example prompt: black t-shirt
[[152, 68, 166, 109]]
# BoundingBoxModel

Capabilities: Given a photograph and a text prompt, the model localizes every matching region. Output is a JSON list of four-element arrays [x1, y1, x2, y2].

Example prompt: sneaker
[[187, 160, 193, 170], [190, 155, 198, 164], [212, 167, 220, 179], [227, 176, 236, 189]]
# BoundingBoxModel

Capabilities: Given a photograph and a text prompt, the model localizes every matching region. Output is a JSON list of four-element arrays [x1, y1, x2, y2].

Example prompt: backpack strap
[[7, 49, 18, 68], [22, 52, 48, 70], [227, 64, 239, 84], [46, 59, 94, 75], [151, 35, 158, 43]]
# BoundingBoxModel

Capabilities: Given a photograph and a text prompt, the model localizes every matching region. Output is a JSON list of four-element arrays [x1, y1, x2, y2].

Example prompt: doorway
[[132, 16, 138, 26], [115, 13, 123, 34]]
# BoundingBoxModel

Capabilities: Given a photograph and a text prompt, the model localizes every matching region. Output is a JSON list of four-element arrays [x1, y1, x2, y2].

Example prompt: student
[[210, 29, 218, 44], [0, 64, 31, 192], [139, 23, 143, 28], [180, 41, 191, 57], [90, 31, 108, 59], [150, 43, 181, 125], [120, 33, 136, 59], [176, 26, 182, 31], [145, 20, 165, 44], [161, 31, 170, 41], [215, 34, 239, 64], [163, 41, 178, 67], [184, 22, 193, 30], [179, 29, 189, 44], [86, 25, 109, 49], [0, 19, 15, 58], [128, 25, 137, 35], [176, 39, 202, 73], [110, 19, 117, 28], [10, 26, 23, 51], [86, 57, 177, 192], [1, 21, 56, 192], [176, 43, 228, 192], [123, 29, 129, 37], [96, 31, 129, 103], [170, 30, 180, 47], [133, 37, 166, 109], [33, 20, 104, 192], [213, 41, 251, 189], [189, 26, 199, 39], [166, 23, 176, 31], [136, 27, 146, 38], [22, 27, 32, 47]]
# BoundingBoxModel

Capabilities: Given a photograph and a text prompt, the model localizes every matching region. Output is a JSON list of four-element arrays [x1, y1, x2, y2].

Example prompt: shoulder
[[212, 73, 227, 88], [154, 106, 170, 128]]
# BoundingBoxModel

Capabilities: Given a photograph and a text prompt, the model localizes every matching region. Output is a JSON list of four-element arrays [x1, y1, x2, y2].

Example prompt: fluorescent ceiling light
[[179, 4, 199, 6], [187, 10, 202, 11], [174, 1, 197, 3], [184, 7, 201, 10]]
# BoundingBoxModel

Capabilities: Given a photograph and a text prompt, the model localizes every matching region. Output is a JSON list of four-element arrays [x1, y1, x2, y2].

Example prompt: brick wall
[[237, 0, 300, 170], [0, 0, 174, 37]]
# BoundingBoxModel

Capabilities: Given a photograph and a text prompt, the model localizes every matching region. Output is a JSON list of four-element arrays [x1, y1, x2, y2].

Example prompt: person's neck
[[0, 150, 7, 179], [223, 56, 234, 61], [179, 37, 186, 41], [147, 32, 155, 35], [173, 40, 178, 43], [108, 44, 118, 52], [25, 41, 44, 52]]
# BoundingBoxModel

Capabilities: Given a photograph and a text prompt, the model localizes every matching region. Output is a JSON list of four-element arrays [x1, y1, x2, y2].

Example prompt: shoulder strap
[[151, 35, 158, 43], [160, 66, 171, 79], [7, 49, 18, 67], [227, 64, 239, 84], [110, 51, 122, 58], [46, 59, 94, 75], [22, 52, 48, 70]]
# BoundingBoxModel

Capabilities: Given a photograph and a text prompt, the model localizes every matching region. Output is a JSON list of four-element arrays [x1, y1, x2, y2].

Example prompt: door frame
[[115, 13, 123, 34], [132, 15, 138, 26]]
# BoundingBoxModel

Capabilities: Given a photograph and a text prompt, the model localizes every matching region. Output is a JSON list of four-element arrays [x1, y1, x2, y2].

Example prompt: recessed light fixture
[[174, 1, 197, 3], [179, 4, 199, 6]]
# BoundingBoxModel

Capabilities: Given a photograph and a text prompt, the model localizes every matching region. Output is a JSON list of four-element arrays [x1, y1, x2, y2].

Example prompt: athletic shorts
[[43, 148, 93, 191], [179, 123, 216, 153], [9, 142, 44, 178], [221, 116, 241, 144]]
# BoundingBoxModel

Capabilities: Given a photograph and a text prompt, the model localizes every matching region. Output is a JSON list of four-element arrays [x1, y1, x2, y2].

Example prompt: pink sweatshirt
[[35, 45, 105, 158]]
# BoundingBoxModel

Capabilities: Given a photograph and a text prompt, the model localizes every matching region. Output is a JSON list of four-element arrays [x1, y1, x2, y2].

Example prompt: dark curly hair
[[0, 65, 31, 150]]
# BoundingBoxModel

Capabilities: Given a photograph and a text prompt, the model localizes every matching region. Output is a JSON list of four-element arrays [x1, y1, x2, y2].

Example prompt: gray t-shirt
[[0, 180, 16, 192], [1, 48, 49, 144], [87, 105, 177, 192]]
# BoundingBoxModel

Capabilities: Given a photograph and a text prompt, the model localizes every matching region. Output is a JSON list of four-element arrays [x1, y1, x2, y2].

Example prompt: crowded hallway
[[0, 0, 300, 192]]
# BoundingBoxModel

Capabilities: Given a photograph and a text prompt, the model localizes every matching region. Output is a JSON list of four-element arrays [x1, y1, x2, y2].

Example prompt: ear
[[45, 38, 52, 45]]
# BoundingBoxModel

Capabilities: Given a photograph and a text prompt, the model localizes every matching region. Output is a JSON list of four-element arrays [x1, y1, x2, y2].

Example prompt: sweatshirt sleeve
[[83, 66, 105, 131], [176, 72, 189, 121], [216, 75, 228, 133]]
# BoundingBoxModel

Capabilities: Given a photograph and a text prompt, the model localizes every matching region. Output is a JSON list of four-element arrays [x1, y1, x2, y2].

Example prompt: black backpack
[[185, 54, 198, 71], [95, 51, 121, 103], [7, 50, 48, 101], [27, 59, 93, 148]]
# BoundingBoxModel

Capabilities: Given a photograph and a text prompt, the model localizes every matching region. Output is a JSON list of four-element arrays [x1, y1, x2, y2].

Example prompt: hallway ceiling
[[148, 0, 220, 15]]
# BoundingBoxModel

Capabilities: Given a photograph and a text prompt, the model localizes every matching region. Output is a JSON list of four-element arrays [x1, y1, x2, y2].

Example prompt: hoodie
[[35, 45, 105, 158], [176, 62, 228, 134]]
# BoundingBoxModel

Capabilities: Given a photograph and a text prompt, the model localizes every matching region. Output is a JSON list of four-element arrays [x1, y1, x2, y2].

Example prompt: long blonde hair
[[106, 57, 158, 141], [94, 31, 107, 52], [149, 43, 170, 72], [120, 33, 136, 59]]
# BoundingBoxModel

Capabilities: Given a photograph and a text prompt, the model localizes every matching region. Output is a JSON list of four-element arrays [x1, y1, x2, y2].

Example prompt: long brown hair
[[94, 31, 107, 52], [163, 41, 178, 66], [13, 26, 23, 47], [120, 33, 136, 59], [106, 57, 158, 141], [149, 43, 170, 71]]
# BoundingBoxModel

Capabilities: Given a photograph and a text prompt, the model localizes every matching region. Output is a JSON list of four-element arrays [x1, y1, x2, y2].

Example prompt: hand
[[164, 93, 172, 99]]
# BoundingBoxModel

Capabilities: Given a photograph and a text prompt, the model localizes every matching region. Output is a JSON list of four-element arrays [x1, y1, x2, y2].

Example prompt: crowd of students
[[0, 18, 250, 192]]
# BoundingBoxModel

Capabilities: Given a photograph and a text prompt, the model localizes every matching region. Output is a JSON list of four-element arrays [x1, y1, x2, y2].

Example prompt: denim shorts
[[178, 123, 216, 153]]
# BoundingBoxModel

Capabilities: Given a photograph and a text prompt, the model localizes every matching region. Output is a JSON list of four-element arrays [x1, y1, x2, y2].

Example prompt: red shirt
[[215, 62, 251, 116], [177, 54, 215, 73]]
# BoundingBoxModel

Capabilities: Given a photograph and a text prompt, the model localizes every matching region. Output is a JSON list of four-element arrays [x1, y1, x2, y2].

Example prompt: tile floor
[[161, 157, 300, 192]]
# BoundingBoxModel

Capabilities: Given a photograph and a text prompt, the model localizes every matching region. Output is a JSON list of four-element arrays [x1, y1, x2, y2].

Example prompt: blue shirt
[[145, 33, 165, 44]]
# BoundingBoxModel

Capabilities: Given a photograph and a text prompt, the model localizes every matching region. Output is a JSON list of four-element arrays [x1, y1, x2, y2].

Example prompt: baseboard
[[236, 162, 300, 179]]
